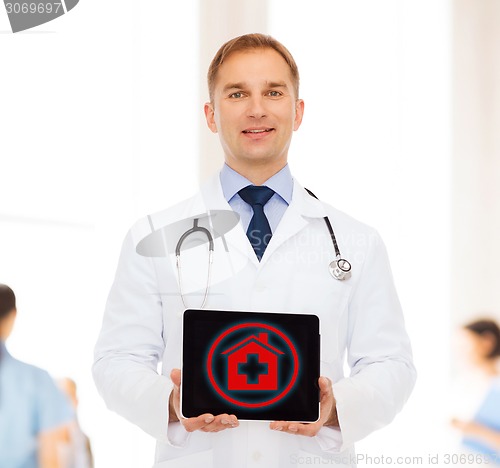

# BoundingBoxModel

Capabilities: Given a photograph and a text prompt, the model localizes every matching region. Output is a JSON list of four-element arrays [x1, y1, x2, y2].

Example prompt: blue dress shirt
[[220, 163, 293, 234], [0, 341, 74, 468]]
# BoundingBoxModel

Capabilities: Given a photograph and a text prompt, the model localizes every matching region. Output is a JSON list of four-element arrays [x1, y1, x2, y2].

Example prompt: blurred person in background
[[57, 377, 94, 468], [452, 319, 500, 463], [0, 284, 73, 468]]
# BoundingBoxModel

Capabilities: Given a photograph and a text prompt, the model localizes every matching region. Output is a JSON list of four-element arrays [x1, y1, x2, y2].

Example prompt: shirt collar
[[0, 340, 8, 361], [220, 163, 293, 205]]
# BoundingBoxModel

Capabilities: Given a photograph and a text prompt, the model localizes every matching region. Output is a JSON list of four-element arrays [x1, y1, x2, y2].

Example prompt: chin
[[243, 154, 280, 165]]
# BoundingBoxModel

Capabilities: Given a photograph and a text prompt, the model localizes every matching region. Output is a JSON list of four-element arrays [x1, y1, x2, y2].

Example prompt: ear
[[0, 308, 17, 340], [482, 332, 497, 356], [204, 102, 218, 133], [293, 99, 305, 131]]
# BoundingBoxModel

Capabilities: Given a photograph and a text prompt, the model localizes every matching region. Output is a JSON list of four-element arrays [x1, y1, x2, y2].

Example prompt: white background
[[1, 1, 458, 466]]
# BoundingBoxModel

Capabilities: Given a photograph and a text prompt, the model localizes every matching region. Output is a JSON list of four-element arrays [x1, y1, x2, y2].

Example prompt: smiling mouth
[[242, 128, 274, 134]]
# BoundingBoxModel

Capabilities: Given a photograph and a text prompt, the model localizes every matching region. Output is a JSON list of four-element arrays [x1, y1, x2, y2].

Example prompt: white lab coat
[[93, 173, 416, 468]]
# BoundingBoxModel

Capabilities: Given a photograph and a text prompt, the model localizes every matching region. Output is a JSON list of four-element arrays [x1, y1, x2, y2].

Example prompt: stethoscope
[[175, 218, 214, 309], [175, 188, 351, 308], [304, 188, 352, 282]]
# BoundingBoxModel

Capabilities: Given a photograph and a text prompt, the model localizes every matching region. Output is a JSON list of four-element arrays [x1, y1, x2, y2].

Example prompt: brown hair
[[0, 284, 16, 321], [207, 33, 300, 102], [465, 319, 500, 360]]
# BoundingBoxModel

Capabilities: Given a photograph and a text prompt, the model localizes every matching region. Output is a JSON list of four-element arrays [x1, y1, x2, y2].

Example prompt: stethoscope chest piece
[[305, 188, 352, 282], [329, 257, 352, 281]]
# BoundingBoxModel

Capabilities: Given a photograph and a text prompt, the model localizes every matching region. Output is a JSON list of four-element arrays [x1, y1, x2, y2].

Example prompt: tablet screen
[[181, 309, 320, 422]]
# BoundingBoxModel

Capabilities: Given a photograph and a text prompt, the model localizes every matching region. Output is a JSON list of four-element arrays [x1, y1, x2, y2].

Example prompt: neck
[[480, 359, 499, 377], [225, 160, 287, 186]]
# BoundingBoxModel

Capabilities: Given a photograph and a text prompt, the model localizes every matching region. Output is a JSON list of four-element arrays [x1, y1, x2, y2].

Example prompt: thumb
[[318, 376, 332, 393], [170, 368, 181, 389], [318, 376, 334, 403]]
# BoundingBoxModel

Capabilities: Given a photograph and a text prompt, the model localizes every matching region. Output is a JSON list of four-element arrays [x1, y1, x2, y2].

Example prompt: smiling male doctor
[[93, 34, 416, 468]]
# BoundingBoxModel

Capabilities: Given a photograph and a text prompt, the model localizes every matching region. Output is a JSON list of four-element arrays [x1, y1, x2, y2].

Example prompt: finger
[[270, 420, 322, 437], [318, 376, 334, 405], [200, 414, 239, 433], [289, 422, 321, 437], [170, 368, 181, 389], [220, 414, 239, 427], [269, 420, 286, 431], [318, 376, 332, 393], [182, 413, 215, 432]]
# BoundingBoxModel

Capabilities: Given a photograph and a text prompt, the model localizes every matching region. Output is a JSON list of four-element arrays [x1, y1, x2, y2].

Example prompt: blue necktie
[[238, 185, 275, 261]]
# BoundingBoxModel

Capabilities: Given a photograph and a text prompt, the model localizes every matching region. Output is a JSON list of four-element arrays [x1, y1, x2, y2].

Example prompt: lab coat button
[[252, 451, 262, 461]]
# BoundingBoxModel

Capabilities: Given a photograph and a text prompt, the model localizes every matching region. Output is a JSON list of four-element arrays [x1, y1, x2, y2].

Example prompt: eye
[[267, 90, 283, 97], [229, 92, 244, 99]]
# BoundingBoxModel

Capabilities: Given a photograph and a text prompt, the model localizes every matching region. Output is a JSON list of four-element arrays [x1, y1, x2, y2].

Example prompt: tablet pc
[[181, 309, 320, 422]]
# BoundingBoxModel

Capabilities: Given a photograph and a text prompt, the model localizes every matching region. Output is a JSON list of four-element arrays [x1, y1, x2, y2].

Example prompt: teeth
[[245, 129, 272, 133]]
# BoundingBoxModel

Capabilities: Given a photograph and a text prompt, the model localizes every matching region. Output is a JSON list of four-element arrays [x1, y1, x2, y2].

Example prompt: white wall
[[6, 0, 497, 466], [451, 0, 500, 326]]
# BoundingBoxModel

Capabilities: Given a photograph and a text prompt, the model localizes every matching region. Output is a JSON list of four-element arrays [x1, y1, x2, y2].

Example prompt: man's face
[[205, 48, 304, 172]]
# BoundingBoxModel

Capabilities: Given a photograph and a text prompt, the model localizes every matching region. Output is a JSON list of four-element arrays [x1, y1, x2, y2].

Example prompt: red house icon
[[222, 333, 284, 391]]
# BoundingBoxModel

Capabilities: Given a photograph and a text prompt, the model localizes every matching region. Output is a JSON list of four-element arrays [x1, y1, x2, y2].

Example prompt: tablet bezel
[[181, 309, 320, 423]]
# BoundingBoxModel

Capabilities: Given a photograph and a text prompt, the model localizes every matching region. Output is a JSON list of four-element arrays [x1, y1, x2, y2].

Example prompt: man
[[0, 284, 74, 468], [93, 34, 416, 467]]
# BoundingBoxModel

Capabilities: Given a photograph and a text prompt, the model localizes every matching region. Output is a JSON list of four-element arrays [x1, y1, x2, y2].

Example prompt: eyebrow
[[222, 81, 290, 93], [266, 81, 289, 90]]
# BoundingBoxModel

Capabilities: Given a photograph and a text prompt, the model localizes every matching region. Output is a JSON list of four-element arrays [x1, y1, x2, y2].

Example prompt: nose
[[247, 95, 267, 119]]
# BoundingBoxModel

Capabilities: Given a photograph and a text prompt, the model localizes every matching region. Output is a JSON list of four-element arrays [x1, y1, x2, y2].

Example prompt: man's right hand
[[169, 368, 239, 433]]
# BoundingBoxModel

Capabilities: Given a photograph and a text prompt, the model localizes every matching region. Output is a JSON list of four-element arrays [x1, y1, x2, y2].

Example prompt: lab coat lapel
[[197, 174, 328, 268], [260, 179, 327, 265], [199, 174, 260, 266]]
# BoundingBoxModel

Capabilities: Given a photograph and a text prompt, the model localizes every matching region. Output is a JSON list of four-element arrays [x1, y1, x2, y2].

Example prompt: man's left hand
[[269, 376, 339, 437]]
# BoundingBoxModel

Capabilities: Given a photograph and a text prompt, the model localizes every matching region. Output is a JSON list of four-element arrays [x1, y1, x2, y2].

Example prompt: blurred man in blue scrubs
[[0, 284, 73, 468]]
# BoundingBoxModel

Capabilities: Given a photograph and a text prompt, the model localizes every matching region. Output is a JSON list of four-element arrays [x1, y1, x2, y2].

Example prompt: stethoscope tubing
[[304, 188, 352, 280], [175, 218, 215, 309], [175, 188, 352, 308]]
